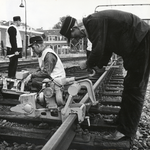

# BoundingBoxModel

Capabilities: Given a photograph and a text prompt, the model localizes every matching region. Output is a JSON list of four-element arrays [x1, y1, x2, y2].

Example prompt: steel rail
[[0, 56, 86, 71], [80, 60, 117, 104], [42, 61, 118, 150], [42, 114, 77, 150], [41, 72, 108, 149], [0, 56, 86, 65]]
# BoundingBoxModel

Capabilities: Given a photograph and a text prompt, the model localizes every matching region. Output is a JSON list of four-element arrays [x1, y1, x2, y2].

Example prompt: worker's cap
[[13, 16, 21, 21], [60, 16, 76, 43], [28, 36, 43, 47]]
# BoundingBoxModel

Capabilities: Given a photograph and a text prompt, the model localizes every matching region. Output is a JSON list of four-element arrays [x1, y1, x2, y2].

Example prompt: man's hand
[[79, 61, 87, 70], [15, 51, 19, 55], [7, 51, 20, 58], [24, 74, 32, 85], [87, 68, 96, 77]]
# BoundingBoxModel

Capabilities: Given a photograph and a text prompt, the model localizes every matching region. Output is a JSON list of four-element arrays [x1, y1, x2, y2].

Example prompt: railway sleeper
[[68, 125, 130, 150], [0, 59, 132, 149]]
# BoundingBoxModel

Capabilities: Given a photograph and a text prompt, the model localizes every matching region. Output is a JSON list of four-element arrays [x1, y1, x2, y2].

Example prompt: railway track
[[0, 56, 86, 72], [0, 57, 148, 150], [42, 59, 131, 150]]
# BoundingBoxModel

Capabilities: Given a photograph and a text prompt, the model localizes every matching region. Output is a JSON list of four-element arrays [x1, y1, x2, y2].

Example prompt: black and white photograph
[[0, 0, 150, 149]]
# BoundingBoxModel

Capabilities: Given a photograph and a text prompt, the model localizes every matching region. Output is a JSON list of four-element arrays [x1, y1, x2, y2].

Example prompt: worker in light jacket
[[24, 36, 66, 107], [24, 36, 66, 91], [6, 16, 22, 78], [60, 10, 150, 140]]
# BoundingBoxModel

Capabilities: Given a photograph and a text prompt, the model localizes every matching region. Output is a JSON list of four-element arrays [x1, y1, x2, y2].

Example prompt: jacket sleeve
[[32, 52, 57, 78], [85, 17, 112, 69], [8, 26, 17, 50]]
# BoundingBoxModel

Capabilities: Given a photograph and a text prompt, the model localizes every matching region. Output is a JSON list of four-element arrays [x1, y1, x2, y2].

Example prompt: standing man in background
[[6, 16, 22, 78]]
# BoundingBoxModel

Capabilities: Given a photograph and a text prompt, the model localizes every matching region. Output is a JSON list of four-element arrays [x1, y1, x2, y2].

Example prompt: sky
[[0, 0, 150, 29]]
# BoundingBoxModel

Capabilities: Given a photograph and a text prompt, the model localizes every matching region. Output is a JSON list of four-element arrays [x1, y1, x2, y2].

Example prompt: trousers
[[8, 56, 18, 78], [117, 31, 150, 137]]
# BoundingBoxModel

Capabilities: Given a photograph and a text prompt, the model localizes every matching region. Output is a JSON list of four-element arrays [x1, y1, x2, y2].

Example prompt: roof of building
[[38, 29, 61, 36], [0, 24, 43, 34]]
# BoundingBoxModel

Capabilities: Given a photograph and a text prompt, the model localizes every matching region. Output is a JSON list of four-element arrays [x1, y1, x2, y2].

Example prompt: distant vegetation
[[52, 16, 83, 29]]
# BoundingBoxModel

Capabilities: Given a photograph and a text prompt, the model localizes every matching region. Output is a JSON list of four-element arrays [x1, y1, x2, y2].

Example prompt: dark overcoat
[[83, 10, 150, 137], [83, 9, 149, 71]]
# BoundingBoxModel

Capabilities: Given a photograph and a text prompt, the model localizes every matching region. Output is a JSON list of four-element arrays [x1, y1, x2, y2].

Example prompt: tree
[[52, 16, 66, 29], [53, 16, 83, 29]]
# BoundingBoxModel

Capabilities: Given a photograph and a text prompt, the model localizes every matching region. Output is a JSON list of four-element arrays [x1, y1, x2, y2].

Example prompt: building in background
[[39, 29, 69, 55], [0, 23, 86, 58], [37, 29, 86, 56]]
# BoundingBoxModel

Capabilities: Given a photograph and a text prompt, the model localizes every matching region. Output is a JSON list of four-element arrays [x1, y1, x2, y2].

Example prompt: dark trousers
[[8, 56, 18, 78], [117, 31, 150, 137], [86, 50, 91, 59]]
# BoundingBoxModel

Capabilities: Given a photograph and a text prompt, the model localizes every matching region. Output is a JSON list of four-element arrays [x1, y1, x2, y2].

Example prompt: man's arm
[[8, 26, 17, 50], [43, 52, 57, 75], [84, 18, 112, 69], [32, 52, 57, 78]]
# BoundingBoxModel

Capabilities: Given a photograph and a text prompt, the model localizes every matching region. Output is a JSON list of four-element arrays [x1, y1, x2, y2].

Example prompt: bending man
[[60, 10, 150, 140]]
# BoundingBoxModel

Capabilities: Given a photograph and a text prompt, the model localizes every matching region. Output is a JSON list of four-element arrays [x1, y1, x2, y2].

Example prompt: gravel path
[[0, 61, 150, 149], [132, 78, 150, 149]]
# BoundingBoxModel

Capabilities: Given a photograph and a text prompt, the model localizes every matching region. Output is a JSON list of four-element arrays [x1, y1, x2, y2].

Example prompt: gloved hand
[[79, 61, 87, 70], [24, 74, 32, 85], [87, 68, 96, 77], [15, 51, 19, 55]]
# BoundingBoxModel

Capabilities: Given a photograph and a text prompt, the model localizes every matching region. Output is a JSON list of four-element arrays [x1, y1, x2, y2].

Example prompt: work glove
[[79, 61, 87, 70], [24, 74, 32, 85], [15, 51, 20, 55]]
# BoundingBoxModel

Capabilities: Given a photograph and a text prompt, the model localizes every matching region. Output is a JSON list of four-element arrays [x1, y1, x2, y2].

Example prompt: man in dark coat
[[60, 10, 150, 140]]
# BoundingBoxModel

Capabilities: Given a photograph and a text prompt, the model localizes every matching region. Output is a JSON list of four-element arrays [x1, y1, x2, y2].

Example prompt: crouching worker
[[24, 36, 66, 107]]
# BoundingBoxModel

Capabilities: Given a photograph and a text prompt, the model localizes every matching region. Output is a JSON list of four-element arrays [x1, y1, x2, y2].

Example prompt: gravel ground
[[0, 61, 150, 149], [131, 77, 150, 150]]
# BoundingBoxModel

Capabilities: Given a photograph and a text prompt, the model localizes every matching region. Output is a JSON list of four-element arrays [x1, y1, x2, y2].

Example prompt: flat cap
[[60, 16, 76, 42], [28, 36, 43, 47], [13, 16, 21, 21]]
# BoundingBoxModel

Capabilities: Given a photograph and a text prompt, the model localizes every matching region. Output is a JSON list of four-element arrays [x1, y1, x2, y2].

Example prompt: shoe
[[103, 130, 125, 141]]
